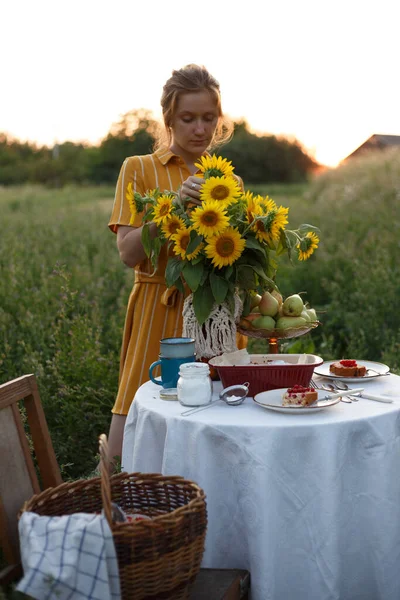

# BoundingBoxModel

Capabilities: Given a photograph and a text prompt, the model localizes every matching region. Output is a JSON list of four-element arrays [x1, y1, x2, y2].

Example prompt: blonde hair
[[154, 64, 233, 151]]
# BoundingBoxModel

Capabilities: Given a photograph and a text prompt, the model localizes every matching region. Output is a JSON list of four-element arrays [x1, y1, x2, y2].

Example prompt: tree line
[[0, 110, 320, 187]]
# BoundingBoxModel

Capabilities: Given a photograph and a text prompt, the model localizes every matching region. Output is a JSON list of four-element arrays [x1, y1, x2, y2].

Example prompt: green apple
[[252, 315, 276, 330], [258, 291, 279, 317], [282, 294, 304, 317], [275, 316, 307, 330]]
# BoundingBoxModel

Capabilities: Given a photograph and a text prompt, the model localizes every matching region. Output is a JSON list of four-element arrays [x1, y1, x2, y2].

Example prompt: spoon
[[181, 383, 250, 416], [330, 380, 350, 390], [324, 382, 356, 402], [367, 368, 390, 377]]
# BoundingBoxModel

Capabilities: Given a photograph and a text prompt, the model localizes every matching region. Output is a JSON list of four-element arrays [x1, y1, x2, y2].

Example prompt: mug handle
[[149, 360, 162, 385]]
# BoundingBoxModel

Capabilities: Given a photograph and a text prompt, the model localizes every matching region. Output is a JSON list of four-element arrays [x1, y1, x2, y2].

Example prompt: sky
[[1, 0, 399, 167]]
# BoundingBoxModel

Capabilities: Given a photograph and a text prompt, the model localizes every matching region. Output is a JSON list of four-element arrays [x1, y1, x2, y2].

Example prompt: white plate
[[253, 388, 341, 414], [314, 360, 390, 382]]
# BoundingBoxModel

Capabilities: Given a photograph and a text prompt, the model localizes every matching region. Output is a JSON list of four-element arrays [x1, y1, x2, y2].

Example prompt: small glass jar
[[177, 362, 213, 407]]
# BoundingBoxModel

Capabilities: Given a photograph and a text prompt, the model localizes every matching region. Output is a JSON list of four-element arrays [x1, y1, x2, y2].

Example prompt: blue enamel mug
[[159, 337, 195, 359], [149, 355, 196, 389]]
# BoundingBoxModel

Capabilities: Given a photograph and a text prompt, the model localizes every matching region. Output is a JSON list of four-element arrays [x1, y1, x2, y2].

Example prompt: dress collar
[[154, 147, 211, 166]]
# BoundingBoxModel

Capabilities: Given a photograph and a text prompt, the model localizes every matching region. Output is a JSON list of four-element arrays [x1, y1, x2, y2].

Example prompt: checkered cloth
[[16, 511, 121, 600]]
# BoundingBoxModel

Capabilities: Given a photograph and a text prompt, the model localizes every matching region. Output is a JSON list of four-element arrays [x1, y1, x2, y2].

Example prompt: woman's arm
[[116, 174, 205, 268], [117, 223, 158, 268]]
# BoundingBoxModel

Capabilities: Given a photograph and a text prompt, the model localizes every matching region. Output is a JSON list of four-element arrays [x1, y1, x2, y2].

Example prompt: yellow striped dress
[[109, 148, 245, 416]]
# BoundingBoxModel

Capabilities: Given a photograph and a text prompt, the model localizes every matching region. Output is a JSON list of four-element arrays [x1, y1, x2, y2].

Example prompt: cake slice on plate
[[329, 359, 367, 377], [282, 385, 318, 407]]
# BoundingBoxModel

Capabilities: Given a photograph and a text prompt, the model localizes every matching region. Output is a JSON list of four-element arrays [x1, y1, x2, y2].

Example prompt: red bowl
[[209, 354, 324, 397]]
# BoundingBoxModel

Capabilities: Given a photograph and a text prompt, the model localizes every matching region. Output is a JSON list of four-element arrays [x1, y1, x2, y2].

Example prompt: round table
[[122, 374, 400, 600]]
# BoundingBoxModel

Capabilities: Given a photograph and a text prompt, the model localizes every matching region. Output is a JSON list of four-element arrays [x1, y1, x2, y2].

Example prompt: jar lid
[[179, 362, 210, 375], [159, 388, 178, 400]]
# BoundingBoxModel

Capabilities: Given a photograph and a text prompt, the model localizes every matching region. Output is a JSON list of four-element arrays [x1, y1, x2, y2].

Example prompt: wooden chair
[[0, 374, 62, 585]]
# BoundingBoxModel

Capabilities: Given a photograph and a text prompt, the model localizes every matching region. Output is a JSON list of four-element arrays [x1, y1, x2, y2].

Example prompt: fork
[[309, 379, 353, 403]]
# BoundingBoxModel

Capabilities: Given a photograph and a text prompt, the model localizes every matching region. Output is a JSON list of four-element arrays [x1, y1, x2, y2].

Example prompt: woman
[[107, 64, 236, 461]]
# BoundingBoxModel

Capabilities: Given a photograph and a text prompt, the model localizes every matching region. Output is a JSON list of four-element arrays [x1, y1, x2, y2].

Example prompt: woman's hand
[[179, 176, 204, 206]]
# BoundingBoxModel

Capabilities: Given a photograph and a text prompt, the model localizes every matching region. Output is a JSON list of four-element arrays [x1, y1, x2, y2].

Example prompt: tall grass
[[267, 148, 400, 368], [0, 185, 131, 478], [1, 150, 400, 480]]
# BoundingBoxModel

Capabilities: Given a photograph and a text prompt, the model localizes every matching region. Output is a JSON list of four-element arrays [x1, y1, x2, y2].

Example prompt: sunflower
[[194, 155, 235, 179], [190, 200, 230, 237], [161, 215, 186, 239], [243, 191, 262, 225], [171, 227, 203, 260], [205, 228, 245, 269], [260, 195, 277, 213], [251, 205, 289, 244], [297, 232, 320, 261], [152, 194, 174, 224], [200, 176, 241, 206], [126, 182, 137, 225]]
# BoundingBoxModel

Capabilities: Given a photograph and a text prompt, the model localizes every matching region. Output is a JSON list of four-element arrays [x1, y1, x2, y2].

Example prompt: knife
[[348, 391, 394, 403], [323, 387, 364, 401]]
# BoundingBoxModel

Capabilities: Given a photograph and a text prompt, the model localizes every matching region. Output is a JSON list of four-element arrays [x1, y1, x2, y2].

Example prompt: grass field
[[1, 153, 400, 481]]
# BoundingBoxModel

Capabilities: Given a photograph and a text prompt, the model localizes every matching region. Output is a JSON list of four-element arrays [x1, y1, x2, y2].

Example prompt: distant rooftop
[[343, 134, 400, 161]]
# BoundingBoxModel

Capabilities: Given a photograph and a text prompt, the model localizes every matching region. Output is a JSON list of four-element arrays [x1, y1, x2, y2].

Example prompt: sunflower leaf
[[224, 265, 234, 280], [236, 265, 257, 290], [150, 237, 162, 270], [141, 223, 151, 257], [182, 261, 204, 292], [241, 291, 252, 317], [193, 284, 215, 325], [186, 232, 203, 255], [174, 277, 185, 295], [298, 223, 321, 234], [165, 257, 183, 288], [245, 236, 266, 254], [210, 271, 229, 304]]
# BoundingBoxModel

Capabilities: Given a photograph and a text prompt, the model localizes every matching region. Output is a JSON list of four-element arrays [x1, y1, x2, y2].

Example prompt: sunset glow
[[1, 0, 399, 168]]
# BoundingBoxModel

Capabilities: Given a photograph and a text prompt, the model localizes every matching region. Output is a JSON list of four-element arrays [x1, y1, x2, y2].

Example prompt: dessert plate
[[314, 360, 390, 382], [253, 388, 341, 414]]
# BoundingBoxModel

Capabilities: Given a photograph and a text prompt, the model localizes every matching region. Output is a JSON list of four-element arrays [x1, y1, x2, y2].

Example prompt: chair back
[[0, 374, 62, 584]]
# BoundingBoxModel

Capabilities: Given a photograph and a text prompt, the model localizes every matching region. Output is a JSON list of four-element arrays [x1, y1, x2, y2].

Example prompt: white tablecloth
[[122, 374, 400, 600]]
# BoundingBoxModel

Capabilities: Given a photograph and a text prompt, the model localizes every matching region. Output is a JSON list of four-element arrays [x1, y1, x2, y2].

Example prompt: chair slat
[[0, 374, 62, 582]]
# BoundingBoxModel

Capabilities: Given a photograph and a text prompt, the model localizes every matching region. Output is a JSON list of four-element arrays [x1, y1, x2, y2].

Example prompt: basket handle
[[99, 434, 113, 527]]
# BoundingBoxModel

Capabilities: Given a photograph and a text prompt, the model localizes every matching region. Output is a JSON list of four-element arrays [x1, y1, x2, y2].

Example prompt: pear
[[258, 291, 279, 317], [306, 307, 318, 322], [271, 289, 283, 308], [275, 316, 307, 330], [282, 294, 304, 317], [240, 312, 263, 328], [249, 293, 262, 310], [252, 315, 276, 330], [239, 317, 252, 330], [301, 309, 311, 322]]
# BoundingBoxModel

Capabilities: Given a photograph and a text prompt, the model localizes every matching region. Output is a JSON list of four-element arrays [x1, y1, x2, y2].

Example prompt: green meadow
[[1, 149, 400, 481]]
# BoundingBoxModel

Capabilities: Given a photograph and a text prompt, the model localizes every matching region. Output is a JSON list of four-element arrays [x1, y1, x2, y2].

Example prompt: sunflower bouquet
[[127, 155, 320, 325]]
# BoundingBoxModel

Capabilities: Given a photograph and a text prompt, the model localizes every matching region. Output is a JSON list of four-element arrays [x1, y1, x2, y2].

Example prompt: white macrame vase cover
[[182, 293, 243, 359]]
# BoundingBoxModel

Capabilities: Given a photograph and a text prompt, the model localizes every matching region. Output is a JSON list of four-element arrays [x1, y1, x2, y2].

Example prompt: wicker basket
[[21, 435, 207, 600]]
